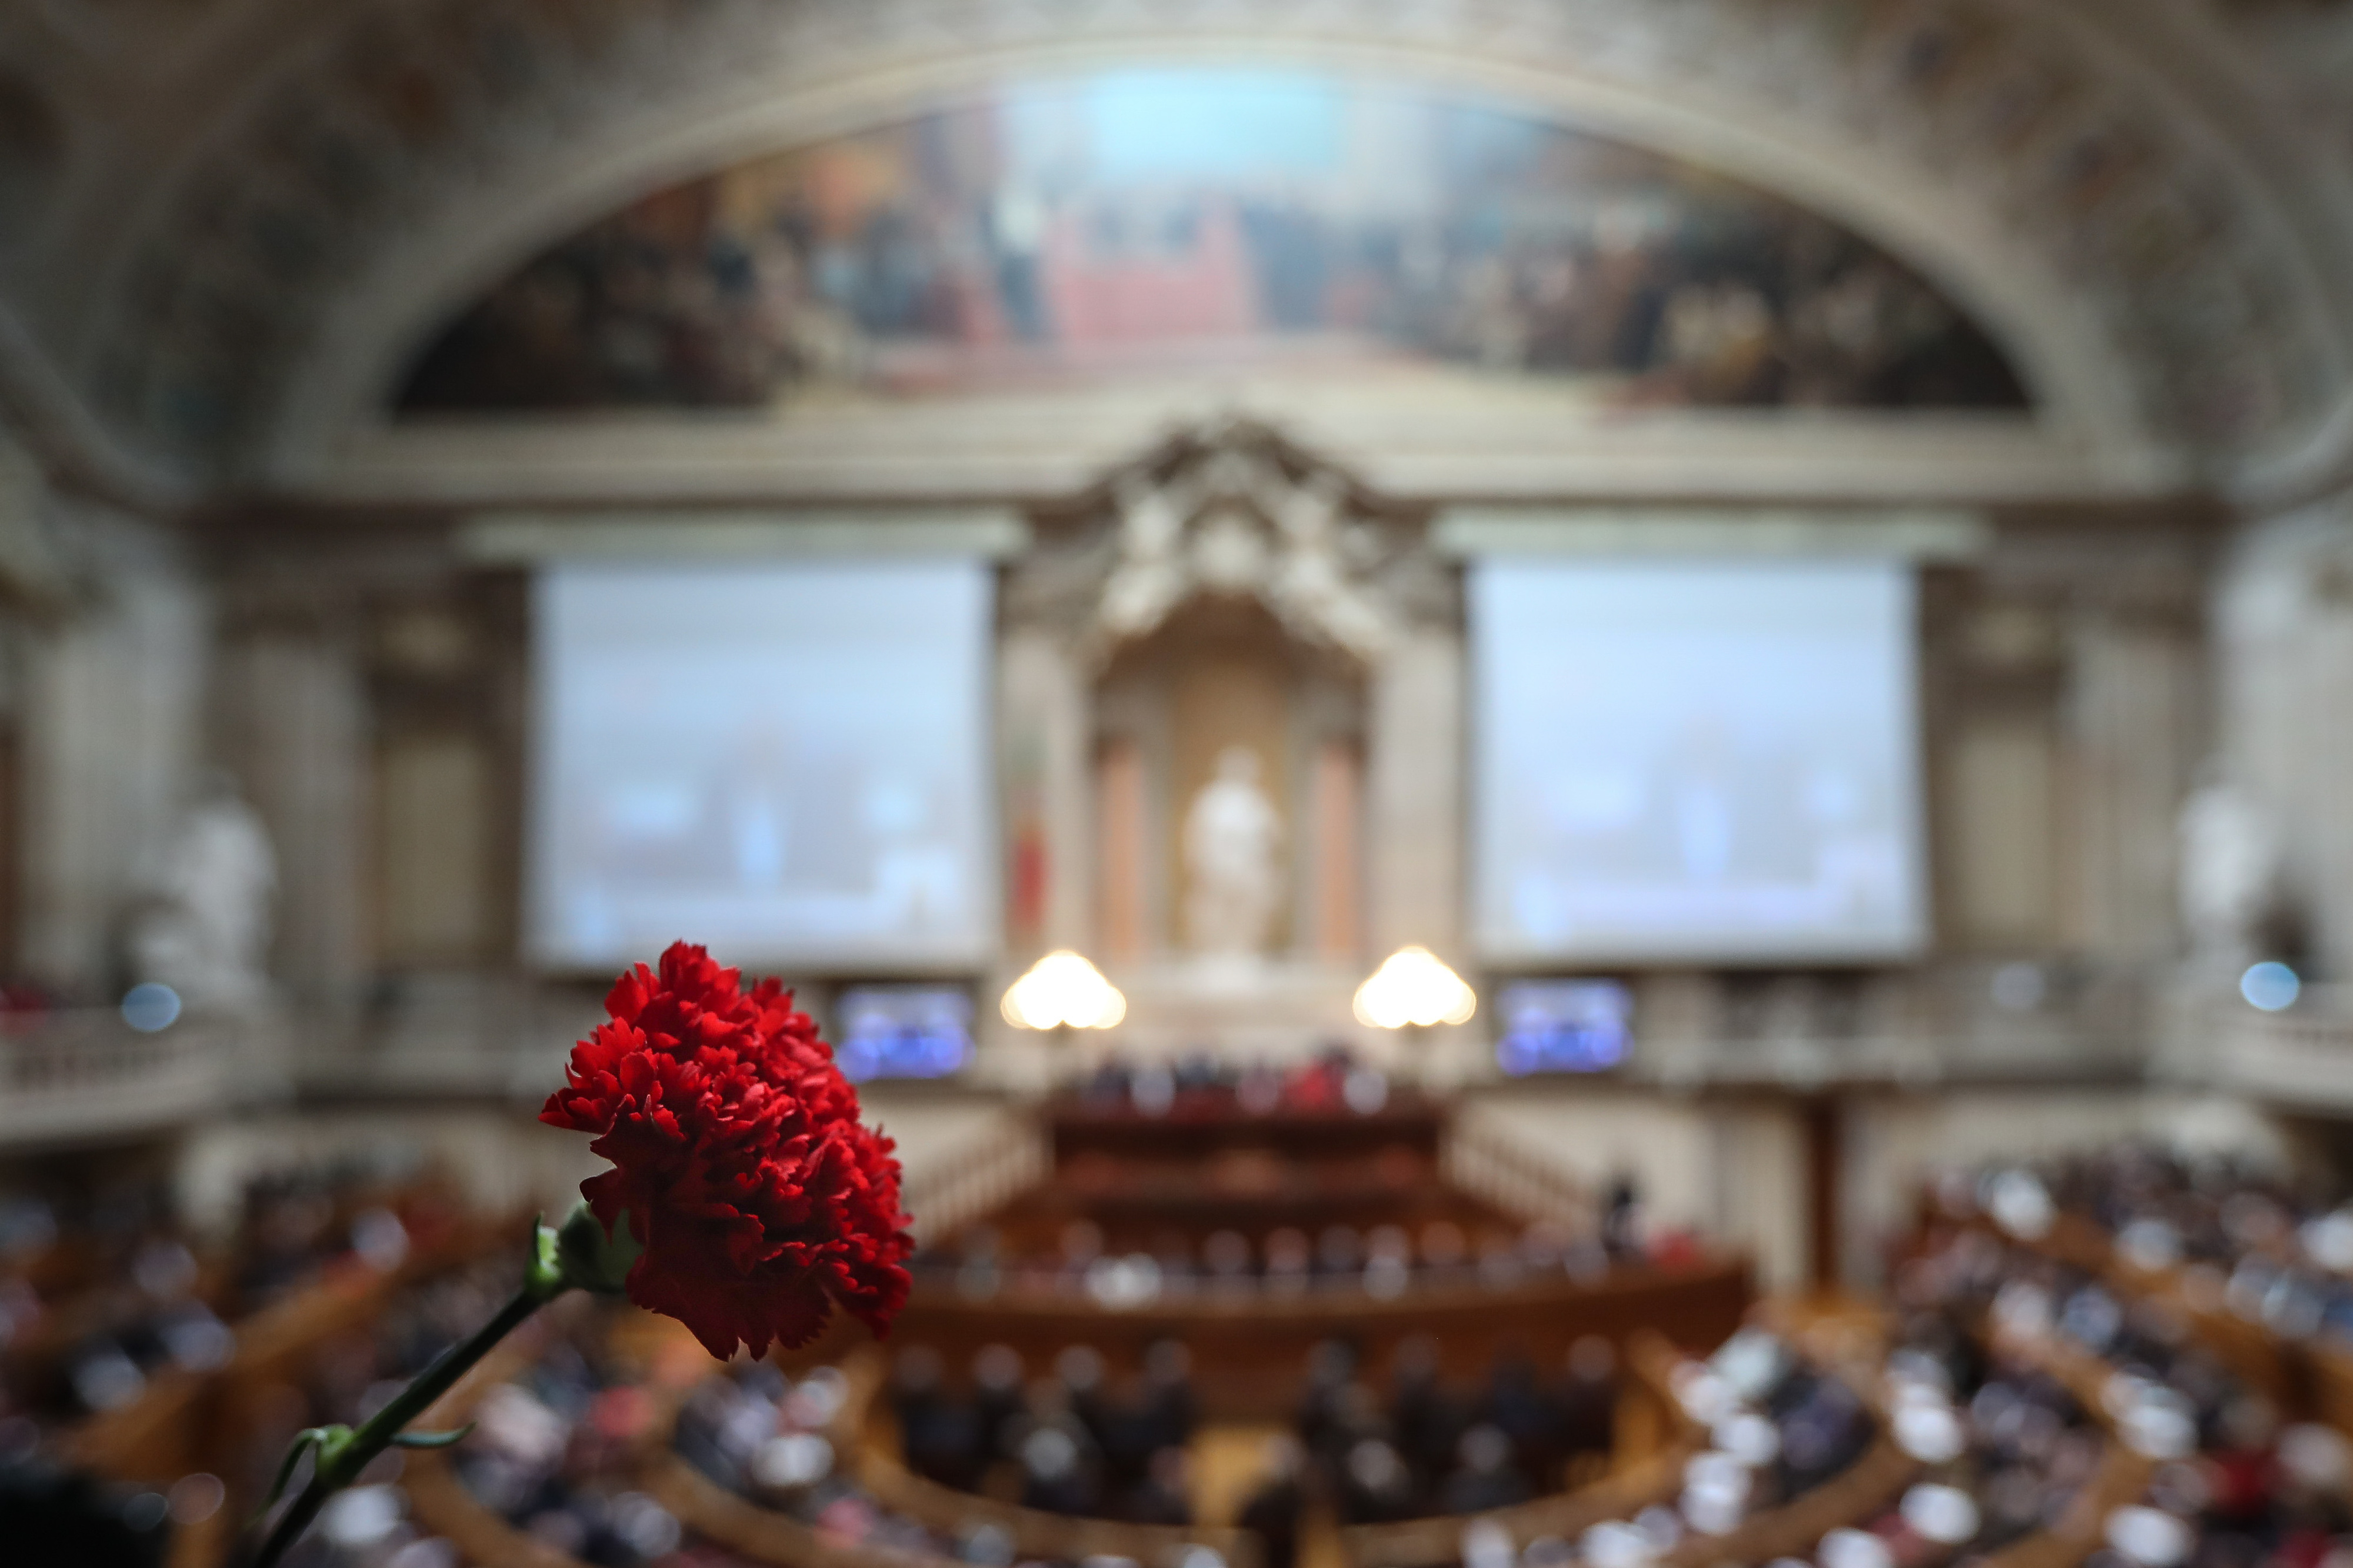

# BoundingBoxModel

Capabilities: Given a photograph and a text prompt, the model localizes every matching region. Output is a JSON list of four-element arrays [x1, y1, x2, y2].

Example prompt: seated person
[[1438, 1424, 1533, 1517], [1237, 1436, 1305, 1568], [1554, 1336, 1618, 1475], [1125, 1445, 1192, 1527], [1338, 1437, 1419, 1525]]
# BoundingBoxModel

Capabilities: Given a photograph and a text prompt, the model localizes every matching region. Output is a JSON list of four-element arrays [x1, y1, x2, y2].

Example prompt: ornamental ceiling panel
[[386, 69, 2031, 421], [0, 0, 2348, 501]]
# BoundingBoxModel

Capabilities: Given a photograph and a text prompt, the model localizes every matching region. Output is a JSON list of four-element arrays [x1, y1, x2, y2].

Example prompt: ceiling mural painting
[[14, 0, 2344, 492], [394, 69, 2028, 416]]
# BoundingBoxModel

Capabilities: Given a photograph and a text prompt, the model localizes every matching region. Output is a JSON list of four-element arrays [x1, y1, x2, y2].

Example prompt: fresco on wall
[[396, 69, 2029, 413]]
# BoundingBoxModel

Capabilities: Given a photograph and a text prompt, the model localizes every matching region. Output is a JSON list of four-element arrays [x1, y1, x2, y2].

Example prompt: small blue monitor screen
[[834, 987, 973, 1082], [1496, 980, 1632, 1075]]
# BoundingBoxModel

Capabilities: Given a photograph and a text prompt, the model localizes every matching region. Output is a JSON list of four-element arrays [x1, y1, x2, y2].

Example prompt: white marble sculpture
[[132, 774, 278, 1009], [2177, 769, 2280, 973], [1183, 746, 1285, 958]]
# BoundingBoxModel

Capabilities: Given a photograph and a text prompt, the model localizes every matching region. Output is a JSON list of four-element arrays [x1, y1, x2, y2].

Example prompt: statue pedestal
[[1112, 956, 1362, 1060]]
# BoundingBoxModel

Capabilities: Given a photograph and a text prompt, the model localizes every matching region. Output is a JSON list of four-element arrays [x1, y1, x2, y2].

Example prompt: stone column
[[214, 606, 368, 1023], [19, 504, 208, 990], [2064, 600, 2205, 961], [2216, 498, 2353, 978], [1366, 625, 1464, 957], [996, 626, 1091, 955]]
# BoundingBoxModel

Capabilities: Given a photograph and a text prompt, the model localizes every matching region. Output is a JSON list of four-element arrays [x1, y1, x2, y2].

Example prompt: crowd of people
[[240, 1256, 538, 1568], [1665, 1328, 1881, 1542], [1866, 1293, 2111, 1556], [1466, 1310, 2102, 1568], [1957, 1146, 2353, 1352], [676, 1354, 1102, 1568], [1, 1162, 455, 1436], [442, 1304, 691, 1568], [1060, 1049, 1408, 1122], [1899, 1188, 2353, 1568], [861, 1330, 1624, 1567], [889, 1341, 1199, 1526], [27, 1128, 2353, 1568], [1298, 1335, 1621, 1534], [0, 1159, 479, 1567]]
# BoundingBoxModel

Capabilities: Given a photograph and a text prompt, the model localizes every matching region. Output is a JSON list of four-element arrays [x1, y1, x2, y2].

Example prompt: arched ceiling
[[4, 0, 2353, 507]]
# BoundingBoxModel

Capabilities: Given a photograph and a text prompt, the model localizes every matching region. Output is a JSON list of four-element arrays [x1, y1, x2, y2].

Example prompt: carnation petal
[[550, 944, 913, 1361]]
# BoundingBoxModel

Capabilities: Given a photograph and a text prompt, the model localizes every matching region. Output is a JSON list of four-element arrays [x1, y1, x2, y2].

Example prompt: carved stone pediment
[[1026, 416, 1424, 669]]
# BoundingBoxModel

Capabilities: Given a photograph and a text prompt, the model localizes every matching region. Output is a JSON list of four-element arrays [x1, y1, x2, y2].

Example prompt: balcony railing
[[0, 1009, 232, 1148], [894, 1106, 1049, 1244], [1445, 1102, 1597, 1227], [2192, 983, 2353, 1109]]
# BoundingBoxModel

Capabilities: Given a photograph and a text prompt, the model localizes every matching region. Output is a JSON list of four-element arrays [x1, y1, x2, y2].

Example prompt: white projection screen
[[1472, 558, 1928, 965], [528, 558, 996, 972]]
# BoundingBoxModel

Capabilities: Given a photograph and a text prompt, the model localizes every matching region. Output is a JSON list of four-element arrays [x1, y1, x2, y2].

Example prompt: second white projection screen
[[528, 558, 995, 971], [1472, 558, 1927, 964]]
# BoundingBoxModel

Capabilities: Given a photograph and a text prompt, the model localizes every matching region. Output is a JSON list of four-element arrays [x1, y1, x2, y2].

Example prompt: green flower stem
[[248, 1203, 641, 1568]]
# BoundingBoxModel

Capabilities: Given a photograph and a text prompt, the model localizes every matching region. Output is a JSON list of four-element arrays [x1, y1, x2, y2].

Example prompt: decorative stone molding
[[1088, 421, 1397, 668], [1006, 416, 1441, 668]]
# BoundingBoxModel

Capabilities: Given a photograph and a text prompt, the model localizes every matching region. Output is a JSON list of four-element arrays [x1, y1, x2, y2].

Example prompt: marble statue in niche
[[130, 772, 278, 1010], [1184, 746, 1285, 958], [2177, 766, 2281, 975]]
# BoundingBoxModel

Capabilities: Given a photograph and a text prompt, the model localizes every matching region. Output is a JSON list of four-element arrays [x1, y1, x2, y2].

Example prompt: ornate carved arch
[[6, 0, 2352, 495]]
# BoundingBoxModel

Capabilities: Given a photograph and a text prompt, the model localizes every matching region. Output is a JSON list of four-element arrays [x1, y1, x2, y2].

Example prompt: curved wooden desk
[[895, 1257, 1752, 1422]]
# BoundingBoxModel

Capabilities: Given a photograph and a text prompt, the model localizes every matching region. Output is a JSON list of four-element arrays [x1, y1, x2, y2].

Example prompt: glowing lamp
[[1001, 950, 1127, 1030], [1352, 946, 1477, 1029]]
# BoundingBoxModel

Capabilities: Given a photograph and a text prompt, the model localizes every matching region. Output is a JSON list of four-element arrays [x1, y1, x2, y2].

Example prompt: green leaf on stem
[[553, 1200, 643, 1296], [389, 1422, 476, 1450], [252, 1426, 341, 1523]]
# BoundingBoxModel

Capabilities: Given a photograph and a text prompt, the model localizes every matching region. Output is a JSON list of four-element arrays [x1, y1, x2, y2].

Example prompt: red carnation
[[539, 942, 913, 1359]]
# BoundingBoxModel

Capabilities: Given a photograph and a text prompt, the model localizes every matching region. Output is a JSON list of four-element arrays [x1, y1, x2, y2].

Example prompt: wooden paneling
[[1944, 714, 2061, 946], [372, 730, 493, 965]]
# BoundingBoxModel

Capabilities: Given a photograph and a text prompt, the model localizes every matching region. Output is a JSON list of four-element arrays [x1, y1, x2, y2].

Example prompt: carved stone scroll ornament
[[1082, 421, 1400, 670]]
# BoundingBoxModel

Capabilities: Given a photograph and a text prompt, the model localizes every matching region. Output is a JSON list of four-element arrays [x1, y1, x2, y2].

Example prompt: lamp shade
[[1001, 950, 1127, 1030], [1352, 946, 1477, 1029]]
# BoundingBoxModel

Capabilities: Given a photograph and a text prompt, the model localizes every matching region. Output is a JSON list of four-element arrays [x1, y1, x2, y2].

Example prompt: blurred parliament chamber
[[10, 2, 2353, 1566]]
